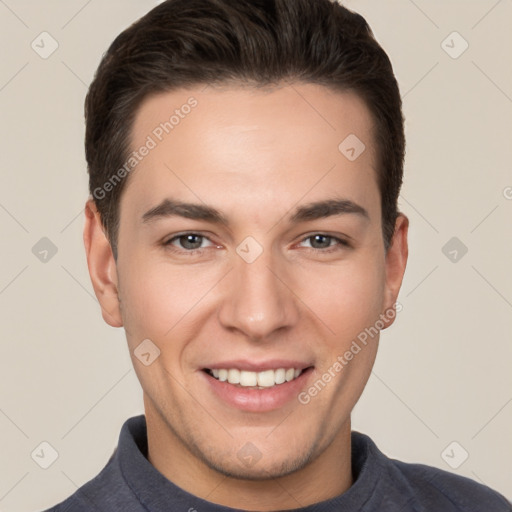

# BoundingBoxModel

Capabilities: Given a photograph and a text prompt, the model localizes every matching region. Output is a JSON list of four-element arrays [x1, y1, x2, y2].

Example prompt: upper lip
[[203, 359, 313, 372]]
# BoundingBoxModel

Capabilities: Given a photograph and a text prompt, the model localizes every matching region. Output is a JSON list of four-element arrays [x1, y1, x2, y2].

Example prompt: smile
[[205, 368, 303, 388], [201, 361, 314, 411]]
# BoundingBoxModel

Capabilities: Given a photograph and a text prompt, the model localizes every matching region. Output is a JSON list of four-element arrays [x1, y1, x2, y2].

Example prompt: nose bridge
[[218, 243, 299, 339]]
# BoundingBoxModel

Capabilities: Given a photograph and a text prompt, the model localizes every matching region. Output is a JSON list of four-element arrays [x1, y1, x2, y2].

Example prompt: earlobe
[[83, 199, 123, 328], [382, 213, 409, 328]]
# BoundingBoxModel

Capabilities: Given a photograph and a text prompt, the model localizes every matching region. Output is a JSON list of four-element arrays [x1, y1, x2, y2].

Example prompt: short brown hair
[[85, 0, 405, 259]]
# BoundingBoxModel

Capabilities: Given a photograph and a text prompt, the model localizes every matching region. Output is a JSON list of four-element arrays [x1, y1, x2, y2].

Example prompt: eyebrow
[[141, 198, 369, 225]]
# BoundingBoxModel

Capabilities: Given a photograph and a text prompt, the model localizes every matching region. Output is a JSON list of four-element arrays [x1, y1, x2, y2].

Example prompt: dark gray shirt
[[43, 415, 511, 511]]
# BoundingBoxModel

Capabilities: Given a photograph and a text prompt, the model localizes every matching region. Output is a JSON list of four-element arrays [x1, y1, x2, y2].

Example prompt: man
[[45, 0, 511, 510]]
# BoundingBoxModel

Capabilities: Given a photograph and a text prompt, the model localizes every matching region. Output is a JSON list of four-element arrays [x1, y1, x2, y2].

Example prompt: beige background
[[1, 0, 511, 510]]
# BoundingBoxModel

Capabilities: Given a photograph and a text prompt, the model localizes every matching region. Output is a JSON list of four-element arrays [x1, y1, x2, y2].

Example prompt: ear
[[83, 199, 123, 327], [381, 213, 409, 328]]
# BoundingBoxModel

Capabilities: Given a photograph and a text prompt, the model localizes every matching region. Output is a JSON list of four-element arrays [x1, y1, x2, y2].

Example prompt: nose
[[217, 246, 301, 341]]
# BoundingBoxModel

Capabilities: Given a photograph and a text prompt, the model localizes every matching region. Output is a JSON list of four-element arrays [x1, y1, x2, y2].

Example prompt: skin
[[84, 82, 408, 510]]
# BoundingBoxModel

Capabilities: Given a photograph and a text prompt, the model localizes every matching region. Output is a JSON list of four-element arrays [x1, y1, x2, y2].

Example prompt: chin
[[203, 449, 314, 481]]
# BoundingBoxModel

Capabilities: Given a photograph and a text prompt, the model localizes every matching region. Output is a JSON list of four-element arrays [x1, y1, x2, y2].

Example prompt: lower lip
[[200, 368, 314, 412]]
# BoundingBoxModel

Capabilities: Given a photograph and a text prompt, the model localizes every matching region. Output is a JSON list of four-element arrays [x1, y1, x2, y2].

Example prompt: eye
[[164, 233, 215, 252], [298, 234, 349, 251]]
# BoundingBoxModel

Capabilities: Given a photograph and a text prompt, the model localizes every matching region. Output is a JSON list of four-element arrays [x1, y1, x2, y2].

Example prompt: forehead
[[131, 82, 376, 150], [123, 83, 379, 221]]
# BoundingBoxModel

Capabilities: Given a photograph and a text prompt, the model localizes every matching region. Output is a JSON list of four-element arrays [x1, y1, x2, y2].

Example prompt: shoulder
[[39, 449, 143, 512], [40, 415, 149, 511], [388, 454, 511, 510], [352, 432, 511, 511]]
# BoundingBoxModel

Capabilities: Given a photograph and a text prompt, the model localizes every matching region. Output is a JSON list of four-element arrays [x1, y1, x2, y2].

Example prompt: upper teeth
[[210, 368, 302, 387]]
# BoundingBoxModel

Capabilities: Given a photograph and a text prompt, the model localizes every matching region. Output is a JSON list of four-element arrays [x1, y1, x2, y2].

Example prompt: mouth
[[200, 364, 315, 412], [203, 367, 309, 389]]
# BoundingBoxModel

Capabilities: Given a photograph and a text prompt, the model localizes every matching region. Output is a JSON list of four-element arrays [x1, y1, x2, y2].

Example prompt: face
[[85, 83, 408, 491]]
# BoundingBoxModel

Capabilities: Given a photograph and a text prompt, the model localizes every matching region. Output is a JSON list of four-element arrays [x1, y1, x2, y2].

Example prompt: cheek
[[297, 259, 385, 342], [118, 261, 205, 343]]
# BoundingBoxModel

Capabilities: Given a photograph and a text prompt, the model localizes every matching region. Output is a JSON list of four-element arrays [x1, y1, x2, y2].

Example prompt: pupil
[[182, 235, 201, 249], [313, 235, 329, 248]]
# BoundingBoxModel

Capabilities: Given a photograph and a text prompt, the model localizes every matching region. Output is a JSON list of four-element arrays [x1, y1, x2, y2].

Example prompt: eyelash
[[163, 232, 350, 255]]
